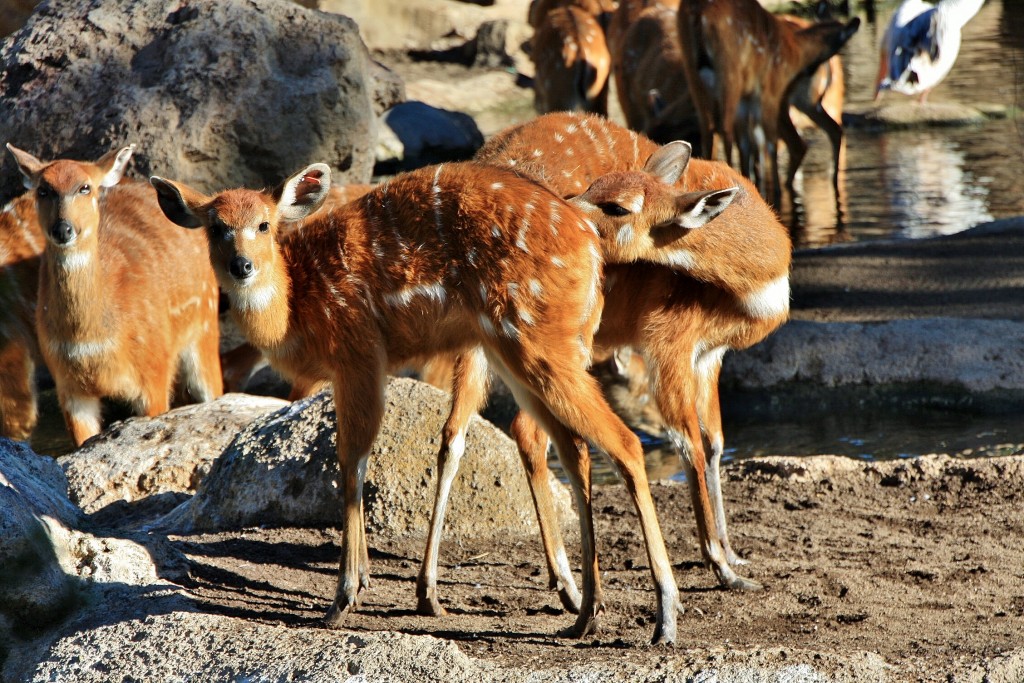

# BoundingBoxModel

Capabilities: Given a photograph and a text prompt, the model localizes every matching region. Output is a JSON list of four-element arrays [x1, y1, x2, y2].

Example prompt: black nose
[[49, 220, 76, 245], [229, 255, 254, 280]]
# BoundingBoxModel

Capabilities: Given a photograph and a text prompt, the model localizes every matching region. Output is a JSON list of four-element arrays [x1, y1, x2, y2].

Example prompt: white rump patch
[[742, 275, 790, 319]]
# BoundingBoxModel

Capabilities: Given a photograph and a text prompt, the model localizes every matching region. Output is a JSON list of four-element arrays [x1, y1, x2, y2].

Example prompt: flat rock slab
[[845, 101, 996, 130]]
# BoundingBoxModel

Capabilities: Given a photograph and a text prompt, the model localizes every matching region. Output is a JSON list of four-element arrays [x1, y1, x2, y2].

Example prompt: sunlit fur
[[676, 0, 859, 201], [531, 5, 611, 115], [0, 194, 45, 440], [10, 148, 222, 447], [157, 160, 686, 643], [456, 112, 792, 599]]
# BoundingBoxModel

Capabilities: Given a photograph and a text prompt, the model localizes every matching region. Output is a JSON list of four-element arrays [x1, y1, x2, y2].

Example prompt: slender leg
[[324, 358, 386, 627], [654, 355, 760, 592], [416, 348, 490, 616], [696, 368, 758, 580], [510, 409, 582, 613], [492, 348, 679, 645]]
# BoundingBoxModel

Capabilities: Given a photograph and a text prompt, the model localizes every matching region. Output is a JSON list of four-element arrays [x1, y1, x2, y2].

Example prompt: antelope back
[[531, 6, 611, 115], [528, 0, 615, 28]]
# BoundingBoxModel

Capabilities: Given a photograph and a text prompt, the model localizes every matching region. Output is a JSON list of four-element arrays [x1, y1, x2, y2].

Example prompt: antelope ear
[[642, 141, 692, 186], [274, 163, 332, 223], [97, 144, 136, 188], [150, 176, 206, 229], [673, 187, 738, 229], [6, 143, 45, 190]]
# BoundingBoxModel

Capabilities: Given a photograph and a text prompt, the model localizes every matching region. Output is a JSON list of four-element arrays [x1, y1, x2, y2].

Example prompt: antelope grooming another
[[0, 193, 44, 441], [150, 160, 731, 644], [531, 5, 612, 115], [8, 144, 223, 447], [677, 0, 859, 202], [416, 112, 790, 618]]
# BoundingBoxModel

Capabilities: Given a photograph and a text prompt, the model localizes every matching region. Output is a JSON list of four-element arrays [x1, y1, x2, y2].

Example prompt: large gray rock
[[157, 378, 574, 538], [722, 318, 1024, 409], [0, 439, 165, 644], [61, 394, 288, 519], [4, 609, 900, 683], [0, 0, 404, 201]]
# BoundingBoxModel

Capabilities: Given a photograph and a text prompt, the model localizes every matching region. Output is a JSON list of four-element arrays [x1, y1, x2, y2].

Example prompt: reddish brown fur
[[221, 182, 376, 396], [9, 146, 222, 447], [677, 0, 858, 201], [615, 4, 699, 144], [416, 112, 792, 611], [0, 193, 45, 440], [153, 160, 685, 644], [528, 0, 616, 28], [531, 6, 612, 115], [779, 14, 848, 203]]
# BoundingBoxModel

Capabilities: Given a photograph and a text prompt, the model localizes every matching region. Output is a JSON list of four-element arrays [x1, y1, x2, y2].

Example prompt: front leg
[[324, 361, 386, 628]]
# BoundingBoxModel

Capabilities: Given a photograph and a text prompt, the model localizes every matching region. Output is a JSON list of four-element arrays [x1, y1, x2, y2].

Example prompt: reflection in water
[[881, 132, 992, 239], [783, 0, 1023, 247]]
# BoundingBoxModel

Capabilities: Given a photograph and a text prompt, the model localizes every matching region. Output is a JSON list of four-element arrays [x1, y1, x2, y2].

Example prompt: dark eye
[[599, 202, 630, 217], [79, 184, 91, 195], [258, 222, 270, 233], [37, 186, 50, 198]]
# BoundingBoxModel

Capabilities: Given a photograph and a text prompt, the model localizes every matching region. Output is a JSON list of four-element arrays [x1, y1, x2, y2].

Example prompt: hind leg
[[491, 347, 679, 645], [417, 348, 490, 616]]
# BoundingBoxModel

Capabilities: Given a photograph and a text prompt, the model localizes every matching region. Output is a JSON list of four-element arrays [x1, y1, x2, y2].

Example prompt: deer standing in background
[[0, 193, 44, 441], [151, 160, 733, 644], [780, 13, 848, 210], [8, 144, 223, 447], [416, 112, 790, 619], [613, 2, 701, 145], [531, 5, 612, 115], [676, 0, 859, 203], [528, 0, 616, 28]]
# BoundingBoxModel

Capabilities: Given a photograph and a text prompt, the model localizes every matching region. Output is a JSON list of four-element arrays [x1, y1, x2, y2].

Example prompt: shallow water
[[783, 0, 1024, 247]]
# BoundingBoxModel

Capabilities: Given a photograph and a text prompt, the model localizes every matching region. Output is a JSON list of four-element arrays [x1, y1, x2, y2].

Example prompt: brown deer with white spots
[[0, 193, 45, 441], [151, 159, 734, 645], [531, 5, 612, 115], [7, 144, 223, 447], [415, 112, 790, 620], [676, 0, 859, 202]]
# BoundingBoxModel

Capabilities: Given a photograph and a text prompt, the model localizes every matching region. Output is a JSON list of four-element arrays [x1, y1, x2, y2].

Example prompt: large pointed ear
[[274, 163, 332, 223], [149, 176, 207, 229], [6, 143, 46, 190], [673, 187, 738, 229], [96, 145, 136, 188], [642, 141, 692, 186]]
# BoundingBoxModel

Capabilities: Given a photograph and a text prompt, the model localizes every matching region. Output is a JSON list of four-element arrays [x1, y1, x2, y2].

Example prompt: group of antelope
[[0, 6, 801, 650], [530, 0, 860, 204]]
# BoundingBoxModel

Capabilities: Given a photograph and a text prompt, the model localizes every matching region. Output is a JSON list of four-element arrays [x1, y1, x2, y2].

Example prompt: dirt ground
[[165, 455, 1024, 681]]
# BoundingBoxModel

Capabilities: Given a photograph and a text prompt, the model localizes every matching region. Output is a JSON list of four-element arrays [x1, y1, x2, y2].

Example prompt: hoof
[[323, 601, 351, 629], [650, 623, 677, 646], [557, 611, 600, 639], [724, 574, 763, 592], [415, 595, 447, 617]]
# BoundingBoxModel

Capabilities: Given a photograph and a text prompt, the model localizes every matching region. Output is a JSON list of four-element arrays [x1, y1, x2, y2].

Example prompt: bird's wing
[[888, 7, 938, 82]]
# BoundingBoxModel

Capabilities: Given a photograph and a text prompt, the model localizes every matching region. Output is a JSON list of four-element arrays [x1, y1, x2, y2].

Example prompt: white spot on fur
[[615, 224, 634, 246], [663, 249, 697, 270], [491, 182, 504, 190], [384, 281, 448, 308], [551, 256, 565, 268], [528, 279, 543, 298], [478, 314, 497, 337], [50, 337, 115, 360], [741, 275, 790, 319]]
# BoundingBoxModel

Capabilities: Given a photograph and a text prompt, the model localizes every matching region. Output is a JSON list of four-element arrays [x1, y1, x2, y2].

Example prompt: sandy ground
[[165, 455, 1024, 681]]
